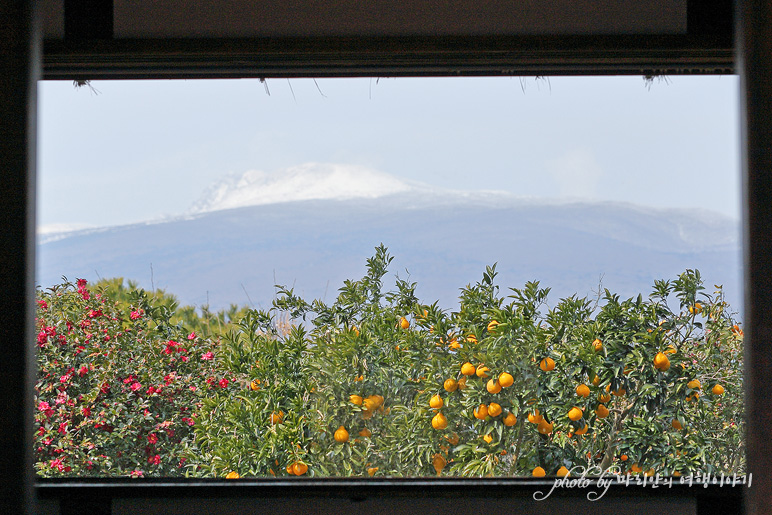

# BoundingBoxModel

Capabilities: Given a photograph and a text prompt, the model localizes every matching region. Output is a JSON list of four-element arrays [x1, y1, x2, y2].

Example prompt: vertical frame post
[[0, 0, 40, 513], [738, 0, 772, 514]]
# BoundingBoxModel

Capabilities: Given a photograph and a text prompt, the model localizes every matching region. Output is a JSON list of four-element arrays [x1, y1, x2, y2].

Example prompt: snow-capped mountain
[[37, 165, 742, 312]]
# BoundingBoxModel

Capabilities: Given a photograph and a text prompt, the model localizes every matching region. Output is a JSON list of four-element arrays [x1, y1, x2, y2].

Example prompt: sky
[[37, 75, 741, 230]]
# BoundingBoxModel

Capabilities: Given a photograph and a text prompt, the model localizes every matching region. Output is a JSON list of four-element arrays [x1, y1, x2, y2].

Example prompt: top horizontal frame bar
[[42, 34, 734, 80]]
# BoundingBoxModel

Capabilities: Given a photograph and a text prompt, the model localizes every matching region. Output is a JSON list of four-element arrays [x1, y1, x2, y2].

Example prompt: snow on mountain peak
[[190, 163, 414, 213]]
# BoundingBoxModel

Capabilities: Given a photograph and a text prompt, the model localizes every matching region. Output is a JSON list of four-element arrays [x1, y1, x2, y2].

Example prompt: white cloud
[[545, 148, 604, 198]]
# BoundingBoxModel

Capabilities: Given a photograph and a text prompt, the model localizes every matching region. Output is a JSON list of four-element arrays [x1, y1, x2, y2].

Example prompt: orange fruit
[[574, 424, 588, 435], [653, 352, 670, 371], [430, 394, 444, 409], [528, 409, 543, 424], [568, 407, 583, 421], [474, 404, 489, 420], [620, 454, 628, 461], [363, 398, 377, 411], [595, 405, 609, 419], [350, 395, 363, 405], [537, 419, 553, 435], [466, 334, 478, 344], [286, 464, 294, 474], [487, 320, 499, 332], [457, 376, 468, 389], [486, 379, 502, 394], [665, 345, 677, 354], [367, 467, 378, 476], [532, 466, 546, 477], [598, 391, 611, 403], [539, 357, 555, 372], [556, 466, 570, 477], [630, 463, 642, 473], [482, 433, 493, 444], [671, 419, 683, 430], [498, 372, 514, 388], [352, 326, 360, 337], [488, 402, 502, 417], [644, 468, 656, 477], [292, 462, 308, 476], [270, 411, 284, 425], [592, 375, 601, 386], [446, 432, 460, 445], [712, 384, 725, 395], [225, 471, 240, 479], [361, 409, 374, 420], [613, 387, 626, 397], [593, 338, 603, 352], [576, 384, 590, 398], [444, 378, 458, 392], [432, 411, 448, 430], [461, 362, 476, 376], [399, 317, 410, 329], [689, 303, 702, 314], [250, 380, 260, 391], [476, 365, 490, 378], [432, 454, 447, 475], [503, 413, 517, 426], [334, 425, 349, 443], [687, 379, 701, 390], [358, 428, 372, 438]]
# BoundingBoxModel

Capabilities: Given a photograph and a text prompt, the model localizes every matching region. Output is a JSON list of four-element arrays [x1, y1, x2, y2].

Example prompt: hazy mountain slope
[[37, 192, 742, 312]]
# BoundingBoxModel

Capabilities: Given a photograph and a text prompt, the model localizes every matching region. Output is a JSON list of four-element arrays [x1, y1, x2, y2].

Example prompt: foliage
[[34, 247, 744, 477], [192, 245, 744, 478]]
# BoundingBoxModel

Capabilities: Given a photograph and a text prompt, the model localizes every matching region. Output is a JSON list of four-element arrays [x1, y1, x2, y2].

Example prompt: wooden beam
[[0, 0, 40, 513], [738, 0, 772, 514]]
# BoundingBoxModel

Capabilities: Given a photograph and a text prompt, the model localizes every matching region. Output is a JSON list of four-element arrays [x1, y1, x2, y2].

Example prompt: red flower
[[147, 433, 158, 444], [187, 332, 196, 340], [201, 352, 214, 361], [130, 310, 143, 320], [219, 378, 229, 389], [88, 309, 102, 318], [77, 279, 87, 288], [148, 454, 161, 465], [81, 406, 91, 417], [181, 356, 189, 362], [58, 422, 67, 435], [37, 300, 48, 310], [78, 366, 88, 377], [130, 382, 142, 392]]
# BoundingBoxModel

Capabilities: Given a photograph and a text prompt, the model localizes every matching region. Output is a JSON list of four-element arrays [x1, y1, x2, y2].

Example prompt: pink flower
[[187, 332, 196, 340], [37, 330, 47, 347], [78, 366, 88, 377], [129, 470, 144, 478], [88, 309, 102, 318], [38, 401, 51, 412], [77, 279, 87, 288], [130, 382, 142, 392], [219, 378, 229, 389], [201, 352, 214, 361], [181, 356, 189, 362], [58, 422, 67, 435], [38, 300, 48, 310], [130, 310, 142, 320]]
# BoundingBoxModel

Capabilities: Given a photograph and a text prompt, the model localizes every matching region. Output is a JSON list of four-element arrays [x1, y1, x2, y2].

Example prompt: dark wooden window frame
[[2, 1, 769, 514]]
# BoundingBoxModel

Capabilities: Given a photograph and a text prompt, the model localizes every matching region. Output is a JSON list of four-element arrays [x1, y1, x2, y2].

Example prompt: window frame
[[3, 0, 768, 513]]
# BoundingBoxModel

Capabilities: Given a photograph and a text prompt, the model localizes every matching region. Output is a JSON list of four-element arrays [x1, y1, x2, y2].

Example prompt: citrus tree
[[190, 245, 744, 478]]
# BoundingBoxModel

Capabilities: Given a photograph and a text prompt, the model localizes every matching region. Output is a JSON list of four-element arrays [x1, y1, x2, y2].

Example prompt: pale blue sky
[[37, 75, 740, 229]]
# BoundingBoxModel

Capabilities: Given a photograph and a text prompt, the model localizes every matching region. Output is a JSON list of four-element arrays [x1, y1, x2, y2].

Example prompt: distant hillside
[[36, 189, 742, 313]]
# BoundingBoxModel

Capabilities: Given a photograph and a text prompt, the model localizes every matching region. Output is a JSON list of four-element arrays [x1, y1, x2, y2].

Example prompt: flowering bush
[[34, 279, 233, 477]]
